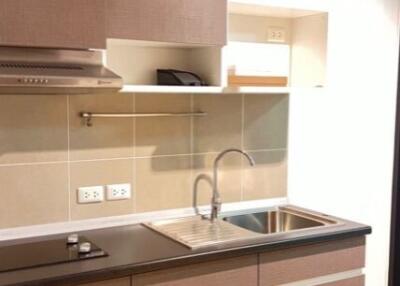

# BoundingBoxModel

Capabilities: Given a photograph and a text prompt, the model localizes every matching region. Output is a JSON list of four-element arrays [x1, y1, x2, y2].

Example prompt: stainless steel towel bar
[[80, 112, 207, 127]]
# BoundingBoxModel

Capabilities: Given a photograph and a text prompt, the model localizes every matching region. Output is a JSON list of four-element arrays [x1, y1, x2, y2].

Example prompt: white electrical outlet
[[267, 27, 286, 43], [106, 183, 131, 201], [78, 186, 104, 203]]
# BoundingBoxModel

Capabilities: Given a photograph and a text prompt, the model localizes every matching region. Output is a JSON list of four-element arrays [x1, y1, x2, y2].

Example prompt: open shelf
[[105, 1, 328, 95], [120, 85, 224, 94], [120, 85, 291, 94], [106, 39, 223, 91], [228, 0, 329, 18], [228, 5, 328, 88], [223, 86, 291, 94]]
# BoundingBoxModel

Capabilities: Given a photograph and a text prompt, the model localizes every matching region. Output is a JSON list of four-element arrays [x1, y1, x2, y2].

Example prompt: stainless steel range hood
[[0, 47, 123, 94]]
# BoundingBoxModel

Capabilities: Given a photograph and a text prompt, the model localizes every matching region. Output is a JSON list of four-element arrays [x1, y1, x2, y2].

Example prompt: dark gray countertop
[[0, 208, 371, 286]]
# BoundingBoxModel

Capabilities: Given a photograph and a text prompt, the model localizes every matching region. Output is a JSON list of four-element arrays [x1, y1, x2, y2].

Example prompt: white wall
[[288, 1, 400, 286]]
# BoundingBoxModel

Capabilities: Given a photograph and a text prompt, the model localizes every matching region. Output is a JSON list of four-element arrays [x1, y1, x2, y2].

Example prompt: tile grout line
[[132, 93, 137, 213], [0, 148, 287, 168], [0, 161, 70, 167], [189, 93, 194, 206], [66, 95, 71, 221], [240, 93, 245, 201]]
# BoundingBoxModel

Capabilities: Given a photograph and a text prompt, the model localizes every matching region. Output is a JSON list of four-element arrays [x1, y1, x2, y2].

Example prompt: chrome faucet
[[210, 148, 255, 222]]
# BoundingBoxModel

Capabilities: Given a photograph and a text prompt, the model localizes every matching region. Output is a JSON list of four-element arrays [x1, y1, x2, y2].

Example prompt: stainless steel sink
[[143, 206, 338, 249], [222, 207, 337, 234]]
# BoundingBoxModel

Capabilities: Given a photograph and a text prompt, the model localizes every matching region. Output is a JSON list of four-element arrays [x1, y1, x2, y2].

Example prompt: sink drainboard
[[143, 216, 261, 249]]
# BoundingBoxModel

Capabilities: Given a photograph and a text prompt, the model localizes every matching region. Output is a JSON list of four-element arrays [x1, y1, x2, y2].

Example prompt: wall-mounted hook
[[80, 112, 93, 127]]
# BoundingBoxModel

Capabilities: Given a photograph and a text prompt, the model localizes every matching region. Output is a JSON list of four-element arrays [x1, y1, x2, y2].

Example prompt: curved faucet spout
[[210, 148, 255, 222]]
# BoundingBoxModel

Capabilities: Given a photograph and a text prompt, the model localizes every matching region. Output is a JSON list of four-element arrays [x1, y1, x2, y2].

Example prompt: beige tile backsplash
[[193, 152, 242, 205], [135, 94, 191, 156], [243, 151, 288, 201], [0, 93, 289, 229], [69, 159, 135, 220], [69, 93, 134, 161], [0, 95, 68, 164], [136, 156, 192, 212], [244, 94, 289, 150], [0, 163, 69, 228], [193, 94, 242, 153]]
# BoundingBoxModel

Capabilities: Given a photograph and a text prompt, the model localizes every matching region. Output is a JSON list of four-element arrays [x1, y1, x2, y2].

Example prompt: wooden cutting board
[[228, 75, 288, 87]]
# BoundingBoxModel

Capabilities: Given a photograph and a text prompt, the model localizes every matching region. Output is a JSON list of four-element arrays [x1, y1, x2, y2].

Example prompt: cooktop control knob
[[78, 242, 91, 254], [67, 234, 79, 244]]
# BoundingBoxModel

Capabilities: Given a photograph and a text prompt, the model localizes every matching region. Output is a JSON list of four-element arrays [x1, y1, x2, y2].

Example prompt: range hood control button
[[67, 234, 79, 244], [78, 242, 91, 254]]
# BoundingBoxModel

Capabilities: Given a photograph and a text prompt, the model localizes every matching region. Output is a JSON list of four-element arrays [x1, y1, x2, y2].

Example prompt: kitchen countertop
[[0, 206, 371, 286]]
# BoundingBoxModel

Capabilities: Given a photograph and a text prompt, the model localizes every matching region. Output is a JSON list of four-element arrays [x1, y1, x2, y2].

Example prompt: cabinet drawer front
[[132, 255, 257, 286], [107, 0, 227, 46], [259, 237, 365, 286], [318, 275, 364, 286], [0, 0, 106, 49], [79, 277, 131, 286]]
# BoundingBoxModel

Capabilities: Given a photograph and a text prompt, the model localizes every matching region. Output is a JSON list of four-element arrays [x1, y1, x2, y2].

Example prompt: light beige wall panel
[[135, 94, 191, 157], [243, 94, 289, 150], [188, 48, 223, 86], [229, 14, 292, 44], [135, 156, 192, 212], [0, 95, 68, 164], [69, 93, 134, 161], [290, 13, 328, 87], [192, 94, 242, 153], [243, 150, 287, 200], [192, 152, 242, 206], [0, 163, 69, 228]]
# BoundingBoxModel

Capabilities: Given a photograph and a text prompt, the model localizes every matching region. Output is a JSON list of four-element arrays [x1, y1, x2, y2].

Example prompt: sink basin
[[222, 207, 337, 234], [144, 206, 338, 249]]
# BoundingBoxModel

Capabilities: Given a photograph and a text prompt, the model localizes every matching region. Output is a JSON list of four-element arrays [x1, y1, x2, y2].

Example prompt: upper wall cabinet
[[0, 0, 106, 49], [107, 0, 227, 46]]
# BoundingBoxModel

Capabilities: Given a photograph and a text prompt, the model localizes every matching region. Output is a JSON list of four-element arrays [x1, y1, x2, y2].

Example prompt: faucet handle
[[210, 197, 222, 222], [215, 197, 222, 210]]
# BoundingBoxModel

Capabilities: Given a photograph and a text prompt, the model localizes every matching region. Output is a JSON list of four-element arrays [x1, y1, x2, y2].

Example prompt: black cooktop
[[0, 236, 107, 273]]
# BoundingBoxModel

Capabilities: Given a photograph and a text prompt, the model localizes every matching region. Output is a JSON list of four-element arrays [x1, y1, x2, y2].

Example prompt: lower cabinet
[[318, 276, 365, 286], [77, 236, 366, 286], [259, 236, 366, 286], [132, 255, 258, 286], [79, 277, 131, 286]]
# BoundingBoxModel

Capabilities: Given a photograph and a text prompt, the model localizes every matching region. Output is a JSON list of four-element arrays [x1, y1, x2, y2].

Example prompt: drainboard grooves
[[143, 216, 261, 249]]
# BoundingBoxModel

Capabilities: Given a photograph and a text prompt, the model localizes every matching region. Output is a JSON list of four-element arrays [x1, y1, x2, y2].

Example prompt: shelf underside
[[120, 85, 292, 94]]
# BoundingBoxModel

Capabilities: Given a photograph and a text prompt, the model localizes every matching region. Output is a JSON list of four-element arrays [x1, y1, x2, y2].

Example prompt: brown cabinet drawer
[[259, 237, 366, 286], [107, 0, 227, 46], [79, 277, 131, 286], [0, 0, 106, 49], [132, 255, 257, 286], [318, 275, 365, 286]]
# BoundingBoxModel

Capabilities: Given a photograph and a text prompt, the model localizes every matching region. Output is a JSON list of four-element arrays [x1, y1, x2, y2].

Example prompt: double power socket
[[78, 184, 131, 204]]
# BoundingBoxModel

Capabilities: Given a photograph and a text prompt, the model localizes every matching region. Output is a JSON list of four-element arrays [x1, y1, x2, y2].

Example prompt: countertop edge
[[9, 225, 371, 286]]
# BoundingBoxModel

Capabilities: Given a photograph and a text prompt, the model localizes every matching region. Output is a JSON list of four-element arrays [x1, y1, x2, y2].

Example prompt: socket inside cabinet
[[227, 5, 328, 88]]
